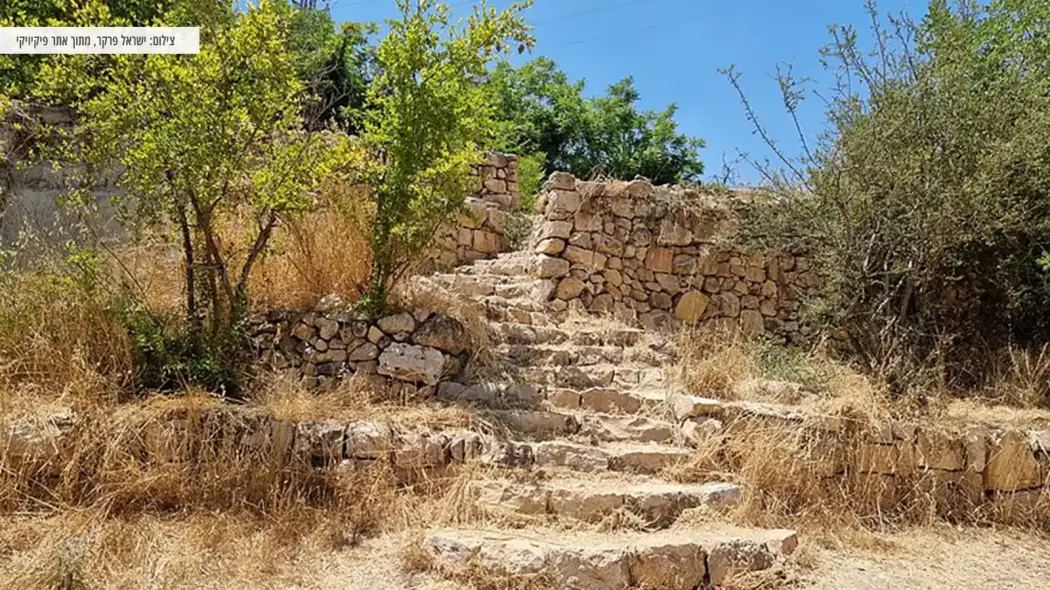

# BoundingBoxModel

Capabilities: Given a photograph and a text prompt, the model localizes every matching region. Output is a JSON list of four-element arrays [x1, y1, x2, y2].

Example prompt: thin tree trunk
[[175, 203, 199, 331]]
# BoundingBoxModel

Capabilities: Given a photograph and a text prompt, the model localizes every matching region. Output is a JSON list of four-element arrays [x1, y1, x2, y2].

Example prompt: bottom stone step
[[471, 477, 740, 527], [424, 526, 798, 590]]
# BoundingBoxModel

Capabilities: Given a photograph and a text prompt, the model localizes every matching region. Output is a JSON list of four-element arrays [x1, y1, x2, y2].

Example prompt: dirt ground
[[796, 525, 1050, 590], [3, 516, 1050, 589]]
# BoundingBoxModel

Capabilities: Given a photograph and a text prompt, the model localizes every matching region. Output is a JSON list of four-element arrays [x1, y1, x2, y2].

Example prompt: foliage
[[489, 57, 704, 184], [734, 0, 1050, 391], [54, 0, 353, 389], [514, 151, 545, 211], [357, 0, 532, 315], [0, 0, 227, 103], [289, 7, 377, 133]]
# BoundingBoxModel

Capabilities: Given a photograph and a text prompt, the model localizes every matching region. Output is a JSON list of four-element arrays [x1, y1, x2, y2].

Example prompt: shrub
[[732, 0, 1050, 392]]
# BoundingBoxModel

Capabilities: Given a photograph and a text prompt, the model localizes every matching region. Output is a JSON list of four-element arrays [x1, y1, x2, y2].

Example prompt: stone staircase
[[415, 251, 800, 588]]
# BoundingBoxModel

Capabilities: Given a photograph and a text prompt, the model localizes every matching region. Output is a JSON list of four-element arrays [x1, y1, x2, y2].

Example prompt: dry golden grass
[[248, 372, 475, 430], [251, 203, 372, 312], [0, 271, 133, 412]]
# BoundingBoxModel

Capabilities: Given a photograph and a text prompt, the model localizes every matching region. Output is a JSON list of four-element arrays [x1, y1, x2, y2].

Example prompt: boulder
[[377, 343, 445, 385], [534, 255, 571, 279], [674, 291, 709, 323], [412, 313, 468, 354], [556, 277, 587, 299], [377, 312, 416, 335]]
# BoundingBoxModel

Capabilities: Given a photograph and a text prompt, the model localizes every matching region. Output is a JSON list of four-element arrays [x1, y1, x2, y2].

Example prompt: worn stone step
[[499, 343, 627, 367], [424, 525, 798, 589], [461, 251, 533, 276], [471, 477, 740, 527], [428, 274, 545, 299], [531, 440, 694, 475], [483, 298, 550, 326], [550, 387, 668, 415], [501, 364, 666, 390], [496, 322, 646, 347], [581, 413, 678, 444]]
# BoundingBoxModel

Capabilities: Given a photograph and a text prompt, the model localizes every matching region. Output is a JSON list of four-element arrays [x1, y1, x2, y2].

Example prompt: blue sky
[[329, 0, 930, 182]]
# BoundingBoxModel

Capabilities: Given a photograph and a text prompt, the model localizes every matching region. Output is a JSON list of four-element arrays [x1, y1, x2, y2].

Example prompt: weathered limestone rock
[[672, 394, 722, 420], [539, 220, 573, 240], [376, 312, 416, 336], [985, 429, 1045, 492], [556, 277, 587, 300], [377, 343, 445, 385], [411, 313, 468, 354], [536, 238, 566, 255], [548, 171, 576, 191], [547, 546, 631, 590], [674, 290, 709, 323], [630, 540, 705, 590], [473, 481, 549, 515], [534, 255, 571, 279], [533, 440, 610, 472]]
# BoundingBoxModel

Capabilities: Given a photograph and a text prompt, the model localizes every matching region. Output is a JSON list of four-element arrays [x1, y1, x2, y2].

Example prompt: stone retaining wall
[[676, 392, 1050, 515], [428, 152, 521, 269], [529, 172, 817, 343], [249, 297, 471, 394]]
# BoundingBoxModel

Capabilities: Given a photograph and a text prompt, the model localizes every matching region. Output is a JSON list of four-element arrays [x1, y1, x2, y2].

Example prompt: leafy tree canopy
[[489, 57, 704, 184], [739, 0, 1050, 388]]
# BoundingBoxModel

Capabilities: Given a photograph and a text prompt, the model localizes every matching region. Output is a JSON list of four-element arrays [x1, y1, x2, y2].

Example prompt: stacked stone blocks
[[529, 172, 818, 341], [430, 152, 521, 269]]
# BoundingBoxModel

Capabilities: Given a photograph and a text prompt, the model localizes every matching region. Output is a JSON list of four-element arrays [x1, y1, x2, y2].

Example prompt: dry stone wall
[[249, 296, 471, 395], [529, 172, 818, 342], [428, 152, 521, 269], [676, 391, 1050, 515]]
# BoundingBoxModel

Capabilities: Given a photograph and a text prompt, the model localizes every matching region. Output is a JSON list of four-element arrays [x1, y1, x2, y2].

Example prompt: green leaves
[[488, 57, 704, 184], [358, 0, 533, 314]]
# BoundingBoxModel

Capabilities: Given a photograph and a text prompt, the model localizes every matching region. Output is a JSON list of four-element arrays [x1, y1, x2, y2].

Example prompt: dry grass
[[251, 201, 372, 312], [248, 372, 475, 430], [0, 271, 133, 412]]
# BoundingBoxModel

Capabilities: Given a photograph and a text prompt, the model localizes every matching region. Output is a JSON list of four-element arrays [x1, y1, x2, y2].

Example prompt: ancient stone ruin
[[529, 172, 819, 342], [250, 296, 471, 394]]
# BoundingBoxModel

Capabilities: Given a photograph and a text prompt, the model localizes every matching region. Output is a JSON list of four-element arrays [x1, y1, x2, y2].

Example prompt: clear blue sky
[[329, 0, 930, 182]]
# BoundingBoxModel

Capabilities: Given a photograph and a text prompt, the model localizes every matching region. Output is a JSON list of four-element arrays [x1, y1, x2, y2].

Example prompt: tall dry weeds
[[0, 271, 132, 411]]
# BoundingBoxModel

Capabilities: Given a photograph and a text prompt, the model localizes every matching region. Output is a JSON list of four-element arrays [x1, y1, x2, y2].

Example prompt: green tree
[[67, 0, 352, 351], [734, 0, 1050, 390], [0, 0, 227, 103], [358, 0, 532, 315], [489, 57, 704, 184], [288, 6, 377, 133]]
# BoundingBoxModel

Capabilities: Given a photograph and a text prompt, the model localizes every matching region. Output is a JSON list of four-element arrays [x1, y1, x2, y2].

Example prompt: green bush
[[736, 0, 1050, 390]]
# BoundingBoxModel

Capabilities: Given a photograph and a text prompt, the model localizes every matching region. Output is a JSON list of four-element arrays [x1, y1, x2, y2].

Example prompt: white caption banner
[[0, 27, 200, 54]]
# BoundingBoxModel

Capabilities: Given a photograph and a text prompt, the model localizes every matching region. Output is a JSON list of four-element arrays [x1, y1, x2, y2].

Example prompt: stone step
[[500, 364, 666, 390], [496, 322, 647, 347], [460, 251, 533, 276], [438, 380, 671, 422], [550, 387, 668, 415], [531, 440, 694, 475], [483, 410, 679, 446], [427, 274, 545, 299], [499, 343, 627, 367], [424, 526, 798, 589], [482, 298, 550, 325], [471, 477, 740, 527]]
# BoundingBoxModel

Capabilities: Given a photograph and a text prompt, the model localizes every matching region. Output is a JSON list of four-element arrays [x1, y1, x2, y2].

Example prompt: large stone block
[[985, 429, 1045, 492], [674, 290, 710, 323], [645, 247, 674, 273], [534, 255, 571, 278], [377, 343, 445, 385]]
